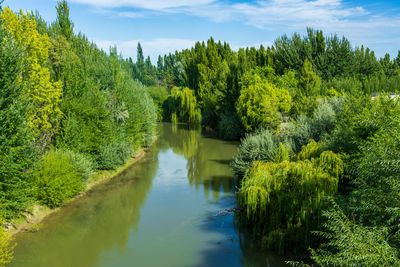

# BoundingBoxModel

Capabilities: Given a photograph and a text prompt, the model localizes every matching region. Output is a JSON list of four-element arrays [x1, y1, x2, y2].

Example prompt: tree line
[[0, 1, 157, 264], [1, 0, 400, 264], [132, 28, 400, 265]]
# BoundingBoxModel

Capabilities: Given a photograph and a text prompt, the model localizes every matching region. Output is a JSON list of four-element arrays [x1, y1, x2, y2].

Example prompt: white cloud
[[81, 0, 399, 38], [117, 11, 146, 19], [79, 0, 400, 57], [177, 0, 399, 51], [181, 0, 369, 30]]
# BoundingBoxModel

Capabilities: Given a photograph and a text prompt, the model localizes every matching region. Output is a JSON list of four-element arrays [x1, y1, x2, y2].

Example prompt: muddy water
[[11, 123, 285, 267]]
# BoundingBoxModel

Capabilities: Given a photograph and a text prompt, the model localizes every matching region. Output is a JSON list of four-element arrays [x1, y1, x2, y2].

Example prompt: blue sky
[[6, 0, 400, 63]]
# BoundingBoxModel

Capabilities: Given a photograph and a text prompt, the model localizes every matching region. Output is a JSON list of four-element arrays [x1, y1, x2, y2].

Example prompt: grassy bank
[[7, 147, 150, 237]]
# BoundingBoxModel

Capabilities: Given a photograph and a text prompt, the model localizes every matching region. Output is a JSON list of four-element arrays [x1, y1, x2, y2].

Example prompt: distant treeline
[[128, 29, 400, 139]]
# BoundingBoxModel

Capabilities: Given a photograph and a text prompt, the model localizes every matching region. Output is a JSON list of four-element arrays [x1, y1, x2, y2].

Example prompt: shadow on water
[[209, 159, 232, 165], [192, 194, 288, 267]]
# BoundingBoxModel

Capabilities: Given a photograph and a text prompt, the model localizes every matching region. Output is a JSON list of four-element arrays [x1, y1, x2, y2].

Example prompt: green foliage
[[218, 112, 244, 140], [56, 0, 73, 40], [0, 220, 15, 266], [308, 201, 400, 267], [273, 143, 290, 163], [302, 95, 400, 265], [309, 98, 340, 141], [231, 129, 279, 178], [327, 93, 389, 154], [238, 142, 342, 253], [280, 115, 312, 153], [97, 140, 134, 170], [0, 25, 36, 219], [0, 0, 158, 224], [280, 97, 342, 153], [0, 7, 63, 148], [324, 76, 362, 94], [293, 59, 321, 115], [34, 149, 88, 208], [165, 87, 201, 123], [147, 85, 169, 121], [345, 108, 400, 247], [236, 73, 291, 131]]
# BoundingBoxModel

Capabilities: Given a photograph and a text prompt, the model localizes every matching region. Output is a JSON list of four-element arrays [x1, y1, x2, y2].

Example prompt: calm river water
[[11, 123, 285, 267]]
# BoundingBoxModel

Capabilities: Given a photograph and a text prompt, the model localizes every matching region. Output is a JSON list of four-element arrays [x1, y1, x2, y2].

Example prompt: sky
[[6, 0, 400, 63]]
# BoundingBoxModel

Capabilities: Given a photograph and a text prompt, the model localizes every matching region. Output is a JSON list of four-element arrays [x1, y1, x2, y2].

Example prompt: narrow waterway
[[11, 123, 285, 267]]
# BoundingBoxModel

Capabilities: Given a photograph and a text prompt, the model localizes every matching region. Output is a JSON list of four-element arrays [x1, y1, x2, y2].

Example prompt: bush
[[34, 149, 87, 208], [231, 129, 279, 178], [97, 140, 134, 170], [218, 112, 245, 140], [236, 73, 291, 131], [239, 142, 342, 253], [306, 202, 400, 267], [0, 219, 15, 266], [280, 115, 312, 153], [310, 98, 338, 141], [280, 97, 342, 153], [63, 150, 94, 181]]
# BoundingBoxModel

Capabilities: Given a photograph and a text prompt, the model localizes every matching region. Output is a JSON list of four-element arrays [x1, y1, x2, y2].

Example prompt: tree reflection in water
[[158, 123, 238, 200]]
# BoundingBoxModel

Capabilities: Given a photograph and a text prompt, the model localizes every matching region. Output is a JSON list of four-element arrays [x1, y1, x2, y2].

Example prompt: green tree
[[293, 59, 321, 115], [166, 87, 201, 123], [56, 0, 74, 40], [239, 141, 342, 253], [0, 25, 36, 219], [236, 73, 291, 131], [0, 7, 62, 148]]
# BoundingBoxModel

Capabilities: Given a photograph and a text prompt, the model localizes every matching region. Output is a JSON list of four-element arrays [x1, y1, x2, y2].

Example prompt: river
[[11, 123, 285, 267]]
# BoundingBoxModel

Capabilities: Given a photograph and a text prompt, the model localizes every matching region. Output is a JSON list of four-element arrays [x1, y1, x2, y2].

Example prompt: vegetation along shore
[[1, 0, 400, 266]]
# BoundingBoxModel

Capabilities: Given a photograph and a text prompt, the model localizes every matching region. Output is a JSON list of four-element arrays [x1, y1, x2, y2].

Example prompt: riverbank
[[7, 146, 151, 237]]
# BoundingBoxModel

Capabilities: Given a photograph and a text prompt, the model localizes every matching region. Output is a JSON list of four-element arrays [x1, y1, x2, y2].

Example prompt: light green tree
[[293, 59, 321, 115], [236, 73, 291, 131], [0, 8, 62, 148]]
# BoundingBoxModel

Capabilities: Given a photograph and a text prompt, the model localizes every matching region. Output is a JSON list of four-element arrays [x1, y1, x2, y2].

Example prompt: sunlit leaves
[[236, 73, 292, 131]]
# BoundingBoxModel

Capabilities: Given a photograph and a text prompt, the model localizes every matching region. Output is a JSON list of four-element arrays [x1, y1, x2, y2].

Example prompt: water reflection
[[11, 151, 159, 267], [159, 123, 237, 199], [11, 123, 286, 267]]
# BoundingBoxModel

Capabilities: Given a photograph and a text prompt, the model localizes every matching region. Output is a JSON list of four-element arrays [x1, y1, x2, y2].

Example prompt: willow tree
[[238, 141, 342, 253], [168, 87, 201, 123]]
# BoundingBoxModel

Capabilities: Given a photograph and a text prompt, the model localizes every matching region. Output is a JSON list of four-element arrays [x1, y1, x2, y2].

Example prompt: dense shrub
[[0, 26, 37, 219], [34, 149, 89, 208], [97, 140, 134, 170], [280, 97, 342, 153], [303, 202, 400, 267], [280, 115, 312, 153], [231, 129, 279, 178], [0, 219, 15, 266], [147, 85, 169, 121], [239, 142, 342, 253], [324, 76, 362, 94], [310, 98, 340, 141], [236, 73, 291, 131], [218, 112, 244, 140]]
